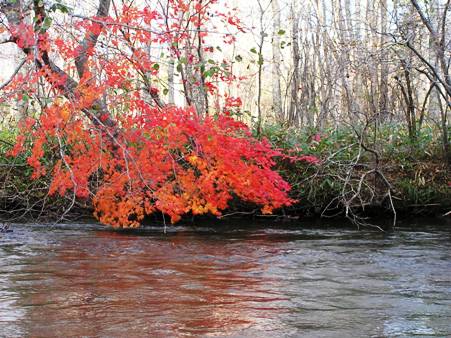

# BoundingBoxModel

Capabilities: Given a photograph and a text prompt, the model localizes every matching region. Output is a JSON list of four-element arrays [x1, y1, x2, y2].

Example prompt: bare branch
[[0, 58, 26, 91], [410, 0, 439, 40]]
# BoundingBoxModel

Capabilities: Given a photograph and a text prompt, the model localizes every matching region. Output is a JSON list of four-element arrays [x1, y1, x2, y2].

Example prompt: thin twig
[[0, 58, 27, 91]]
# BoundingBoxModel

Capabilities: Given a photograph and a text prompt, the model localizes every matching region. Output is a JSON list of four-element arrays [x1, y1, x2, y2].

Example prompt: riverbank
[[261, 123, 450, 226], [1, 123, 450, 226]]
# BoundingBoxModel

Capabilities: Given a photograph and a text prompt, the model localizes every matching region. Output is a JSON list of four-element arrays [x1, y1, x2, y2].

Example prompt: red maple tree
[[1, 0, 316, 227]]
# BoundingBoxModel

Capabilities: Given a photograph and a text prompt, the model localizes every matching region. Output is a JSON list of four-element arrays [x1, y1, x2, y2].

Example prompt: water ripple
[[0, 220, 450, 336]]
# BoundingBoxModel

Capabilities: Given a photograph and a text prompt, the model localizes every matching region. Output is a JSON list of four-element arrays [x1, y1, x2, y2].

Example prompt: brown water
[[1, 220, 450, 337]]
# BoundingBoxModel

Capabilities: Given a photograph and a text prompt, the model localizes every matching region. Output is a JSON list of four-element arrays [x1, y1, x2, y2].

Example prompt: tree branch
[[0, 0, 117, 129], [0, 58, 26, 90], [410, 0, 438, 40], [74, 0, 111, 78]]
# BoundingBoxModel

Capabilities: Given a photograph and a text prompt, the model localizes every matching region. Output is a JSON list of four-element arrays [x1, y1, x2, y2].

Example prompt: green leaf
[[176, 63, 183, 73], [41, 17, 52, 31], [51, 3, 71, 13], [203, 70, 214, 78], [152, 63, 160, 71], [235, 55, 243, 62], [203, 67, 218, 78], [277, 29, 286, 35], [250, 47, 257, 54], [163, 88, 169, 95]]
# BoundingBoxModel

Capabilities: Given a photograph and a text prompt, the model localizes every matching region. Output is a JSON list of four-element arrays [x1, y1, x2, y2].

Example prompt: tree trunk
[[271, 0, 283, 121], [289, 0, 301, 126], [379, 0, 389, 119]]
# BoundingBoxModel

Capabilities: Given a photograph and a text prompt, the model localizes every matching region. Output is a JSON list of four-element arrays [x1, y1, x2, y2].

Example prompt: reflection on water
[[0, 221, 450, 336]]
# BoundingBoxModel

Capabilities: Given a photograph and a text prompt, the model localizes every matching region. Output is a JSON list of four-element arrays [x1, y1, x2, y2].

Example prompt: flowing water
[[0, 219, 450, 337]]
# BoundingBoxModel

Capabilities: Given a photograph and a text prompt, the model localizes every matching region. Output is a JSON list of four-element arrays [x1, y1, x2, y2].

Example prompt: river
[[1, 219, 450, 337]]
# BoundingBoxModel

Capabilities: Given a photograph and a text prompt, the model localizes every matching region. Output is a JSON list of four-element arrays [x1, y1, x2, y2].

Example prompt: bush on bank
[[258, 123, 450, 218]]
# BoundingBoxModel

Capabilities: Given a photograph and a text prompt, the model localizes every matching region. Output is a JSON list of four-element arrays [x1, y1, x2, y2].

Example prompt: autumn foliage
[[9, 100, 303, 227]]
